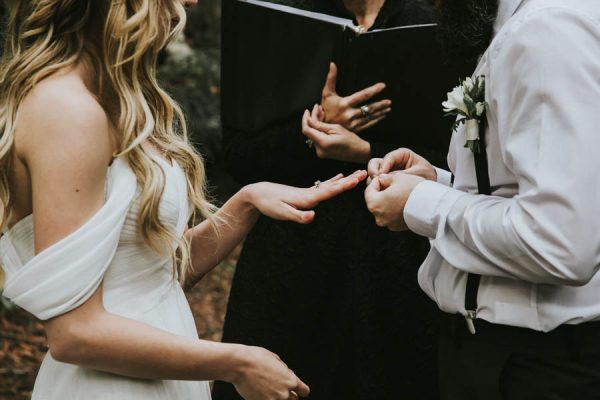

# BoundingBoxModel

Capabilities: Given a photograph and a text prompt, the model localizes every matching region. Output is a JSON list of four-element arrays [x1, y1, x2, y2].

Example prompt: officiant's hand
[[368, 148, 437, 181], [364, 173, 424, 231], [302, 105, 371, 163], [244, 170, 367, 224], [321, 62, 391, 132]]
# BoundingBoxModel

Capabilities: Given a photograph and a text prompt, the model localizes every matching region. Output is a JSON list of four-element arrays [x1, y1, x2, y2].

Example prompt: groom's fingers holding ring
[[380, 148, 410, 174], [368, 158, 383, 178], [364, 176, 383, 203], [269, 351, 282, 361]]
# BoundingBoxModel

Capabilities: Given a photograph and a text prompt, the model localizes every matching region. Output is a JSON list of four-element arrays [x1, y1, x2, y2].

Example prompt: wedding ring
[[313, 180, 321, 188], [305, 138, 314, 148], [360, 104, 372, 119]]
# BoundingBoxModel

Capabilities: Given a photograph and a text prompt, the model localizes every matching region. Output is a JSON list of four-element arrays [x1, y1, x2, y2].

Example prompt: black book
[[221, 0, 472, 153]]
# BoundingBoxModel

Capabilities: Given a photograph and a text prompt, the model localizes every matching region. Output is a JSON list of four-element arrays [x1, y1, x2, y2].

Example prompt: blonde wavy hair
[[0, 0, 217, 283]]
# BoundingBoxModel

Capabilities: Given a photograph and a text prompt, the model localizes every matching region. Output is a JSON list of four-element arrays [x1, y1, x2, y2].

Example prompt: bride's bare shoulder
[[15, 68, 114, 165]]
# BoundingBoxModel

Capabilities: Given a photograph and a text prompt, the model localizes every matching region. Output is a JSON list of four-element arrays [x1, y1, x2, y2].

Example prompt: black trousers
[[439, 313, 600, 400]]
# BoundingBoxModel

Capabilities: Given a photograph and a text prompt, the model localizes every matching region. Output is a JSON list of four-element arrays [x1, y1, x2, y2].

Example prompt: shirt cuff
[[404, 180, 461, 238], [435, 168, 453, 187]]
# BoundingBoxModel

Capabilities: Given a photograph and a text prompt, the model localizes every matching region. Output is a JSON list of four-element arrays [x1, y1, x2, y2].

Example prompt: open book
[[221, 0, 473, 153]]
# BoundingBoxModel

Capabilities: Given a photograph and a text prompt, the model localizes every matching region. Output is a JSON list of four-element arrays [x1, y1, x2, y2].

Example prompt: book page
[[238, 0, 355, 28], [368, 23, 437, 34]]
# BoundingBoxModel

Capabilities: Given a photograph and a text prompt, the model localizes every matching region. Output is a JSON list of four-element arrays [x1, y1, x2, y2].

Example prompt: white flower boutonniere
[[443, 76, 488, 154]]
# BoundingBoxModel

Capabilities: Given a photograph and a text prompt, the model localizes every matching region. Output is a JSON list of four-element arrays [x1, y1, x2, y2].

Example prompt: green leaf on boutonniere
[[452, 118, 467, 133], [465, 139, 481, 154]]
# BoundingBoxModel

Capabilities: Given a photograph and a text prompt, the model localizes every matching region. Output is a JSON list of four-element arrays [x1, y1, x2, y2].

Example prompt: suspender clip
[[465, 310, 477, 335]]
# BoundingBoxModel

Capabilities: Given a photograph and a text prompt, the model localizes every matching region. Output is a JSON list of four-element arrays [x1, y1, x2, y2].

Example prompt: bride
[[0, 0, 366, 399]]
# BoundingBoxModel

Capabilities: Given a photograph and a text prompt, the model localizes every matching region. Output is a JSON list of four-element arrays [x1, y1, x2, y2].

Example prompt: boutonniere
[[442, 76, 488, 154]]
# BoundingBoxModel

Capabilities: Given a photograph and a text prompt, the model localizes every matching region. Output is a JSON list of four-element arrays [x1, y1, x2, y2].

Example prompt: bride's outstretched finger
[[323, 173, 344, 184], [308, 170, 367, 203], [241, 171, 366, 225]]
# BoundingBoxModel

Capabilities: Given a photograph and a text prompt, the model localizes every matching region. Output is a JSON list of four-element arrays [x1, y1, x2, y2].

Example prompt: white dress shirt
[[404, 0, 600, 331]]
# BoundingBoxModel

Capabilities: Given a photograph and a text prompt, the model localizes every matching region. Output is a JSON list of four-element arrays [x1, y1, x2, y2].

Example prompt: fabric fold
[[2, 157, 138, 320]]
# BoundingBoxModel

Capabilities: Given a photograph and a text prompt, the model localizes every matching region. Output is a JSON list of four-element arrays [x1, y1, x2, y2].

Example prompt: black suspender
[[462, 0, 526, 335], [464, 118, 491, 334], [473, 120, 491, 195]]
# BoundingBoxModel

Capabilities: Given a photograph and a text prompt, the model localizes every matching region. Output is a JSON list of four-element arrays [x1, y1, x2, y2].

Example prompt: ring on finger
[[360, 104, 372, 119], [313, 180, 321, 189], [305, 138, 314, 148]]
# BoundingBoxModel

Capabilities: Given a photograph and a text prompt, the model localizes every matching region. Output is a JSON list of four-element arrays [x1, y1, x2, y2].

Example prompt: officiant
[[213, 1, 459, 399], [360, 0, 600, 398]]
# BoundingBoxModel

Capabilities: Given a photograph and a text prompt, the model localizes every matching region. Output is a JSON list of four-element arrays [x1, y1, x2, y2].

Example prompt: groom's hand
[[368, 148, 437, 182], [365, 173, 424, 231]]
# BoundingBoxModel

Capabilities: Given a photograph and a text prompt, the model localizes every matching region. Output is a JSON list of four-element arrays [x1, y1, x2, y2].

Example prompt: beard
[[436, 0, 500, 64]]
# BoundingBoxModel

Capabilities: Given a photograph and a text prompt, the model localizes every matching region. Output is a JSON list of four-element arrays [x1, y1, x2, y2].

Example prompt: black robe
[[214, 1, 451, 399]]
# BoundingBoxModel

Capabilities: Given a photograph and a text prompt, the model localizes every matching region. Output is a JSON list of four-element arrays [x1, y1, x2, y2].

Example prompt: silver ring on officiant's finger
[[360, 104, 372, 119], [305, 138, 314, 149], [313, 180, 321, 189]]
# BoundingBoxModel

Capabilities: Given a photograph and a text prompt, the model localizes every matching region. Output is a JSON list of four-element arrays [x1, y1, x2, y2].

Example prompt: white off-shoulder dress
[[0, 156, 212, 399]]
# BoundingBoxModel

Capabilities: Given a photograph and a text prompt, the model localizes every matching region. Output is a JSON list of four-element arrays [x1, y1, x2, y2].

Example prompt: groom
[[364, 0, 600, 398]]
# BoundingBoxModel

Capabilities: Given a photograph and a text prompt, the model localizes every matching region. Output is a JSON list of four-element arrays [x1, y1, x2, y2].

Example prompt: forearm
[[405, 181, 600, 285], [51, 311, 243, 381], [45, 289, 247, 382], [184, 187, 260, 288]]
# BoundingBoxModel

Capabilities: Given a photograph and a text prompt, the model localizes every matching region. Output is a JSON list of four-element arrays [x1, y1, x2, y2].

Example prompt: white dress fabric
[[0, 156, 211, 399]]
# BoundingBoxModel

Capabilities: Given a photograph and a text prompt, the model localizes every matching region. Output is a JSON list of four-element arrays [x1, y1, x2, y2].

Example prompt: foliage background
[[160, 0, 239, 203]]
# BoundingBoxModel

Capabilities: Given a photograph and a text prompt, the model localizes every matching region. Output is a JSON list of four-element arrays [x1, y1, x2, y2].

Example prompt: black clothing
[[439, 313, 600, 400], [214, 1, 452, 399], [222, 0, 447, 186]]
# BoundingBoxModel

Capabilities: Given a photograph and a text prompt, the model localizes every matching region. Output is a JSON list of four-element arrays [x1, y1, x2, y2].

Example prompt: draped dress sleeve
[[1, 156, 138, 320]]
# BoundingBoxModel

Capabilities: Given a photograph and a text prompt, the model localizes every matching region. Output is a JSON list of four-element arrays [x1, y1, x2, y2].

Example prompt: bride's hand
[[232, 346, 309, 400], [243, 170, 367, 224]]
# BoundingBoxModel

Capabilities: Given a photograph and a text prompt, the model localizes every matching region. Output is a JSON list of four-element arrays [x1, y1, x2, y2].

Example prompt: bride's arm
[[45, 287, 303, 391], [17, 85, 309, 398], [184, 172, 366, 289]]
